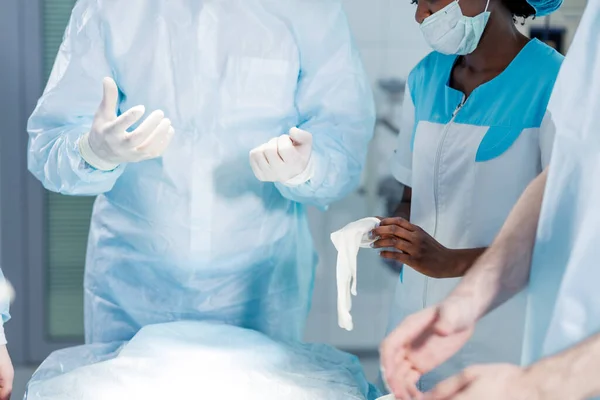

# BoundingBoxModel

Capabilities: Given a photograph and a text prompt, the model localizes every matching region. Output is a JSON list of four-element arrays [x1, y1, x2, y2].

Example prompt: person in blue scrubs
[[27, 0, 374, 345], [379, 1, 600, 398], [370, 0, 563, 392]]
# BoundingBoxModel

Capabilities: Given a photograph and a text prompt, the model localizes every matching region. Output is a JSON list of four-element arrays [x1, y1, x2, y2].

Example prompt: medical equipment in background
[[530, 17, 567, 54], [375, 79, 405, 136], [360, 78, 406, 212]]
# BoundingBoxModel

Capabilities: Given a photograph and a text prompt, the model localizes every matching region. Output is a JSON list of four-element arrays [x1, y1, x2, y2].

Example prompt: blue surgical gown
[[27, 0, 375, 344]]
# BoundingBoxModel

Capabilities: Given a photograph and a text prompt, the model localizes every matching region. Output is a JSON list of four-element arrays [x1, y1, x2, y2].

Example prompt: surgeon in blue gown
[[27, 0, 375, 344]]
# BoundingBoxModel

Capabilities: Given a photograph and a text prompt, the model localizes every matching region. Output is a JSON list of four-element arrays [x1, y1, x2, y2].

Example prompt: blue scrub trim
[[475, 126, 524, 162], [408, 39, 563, 161]]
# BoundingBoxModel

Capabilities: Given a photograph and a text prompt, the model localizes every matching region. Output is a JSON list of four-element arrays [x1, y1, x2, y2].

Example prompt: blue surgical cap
[[527, 0, 563, 16]]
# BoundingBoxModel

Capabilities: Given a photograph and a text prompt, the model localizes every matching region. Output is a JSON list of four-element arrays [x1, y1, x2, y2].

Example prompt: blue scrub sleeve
[[275, 3, 376, 209], [27, 0, 124, 196]]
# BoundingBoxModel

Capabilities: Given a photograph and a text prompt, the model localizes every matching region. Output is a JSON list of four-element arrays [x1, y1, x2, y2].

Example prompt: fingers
[[379, 217, 416, 231], [0, 386, 11, 400], [249, 149, 265, 181], [381, 309, 439, 372], [99, 77, 119, 117], [136, 120, 175, 157], [423, 369, 477, 400], [111, 105, 146, 132], [264, 137, 285, 170], [372, 236, 412, 252], [249, 145, 273, 182], [288, 127, 313, 146], [406, 369, 423, 399], [372, 222, 415, 243], [387, 361, 421, 400], [277, 134, 299, 163], [127, 110, 165, 146], [380, 250, 411, 264]]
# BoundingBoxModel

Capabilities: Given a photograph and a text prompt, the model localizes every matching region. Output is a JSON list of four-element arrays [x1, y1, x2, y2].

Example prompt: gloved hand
[[78, 77, 175, 171], [0, 281, 14, 305], [249, 127, 315, 186]]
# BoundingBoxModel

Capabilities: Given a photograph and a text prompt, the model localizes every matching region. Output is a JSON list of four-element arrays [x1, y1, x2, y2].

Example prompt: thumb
[[288, 127, 312, 146], [99, 77, 119, 118]]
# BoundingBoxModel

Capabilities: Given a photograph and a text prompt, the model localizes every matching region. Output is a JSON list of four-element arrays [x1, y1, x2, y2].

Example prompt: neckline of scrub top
[[444, 38, 543, 100]]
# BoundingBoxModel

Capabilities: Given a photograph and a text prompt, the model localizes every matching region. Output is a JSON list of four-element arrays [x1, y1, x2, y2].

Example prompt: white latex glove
[[78, 77, 175, 171], [331, 217, 380, 332], [0, 281, 14, 306], [249, 127, 315, 186]]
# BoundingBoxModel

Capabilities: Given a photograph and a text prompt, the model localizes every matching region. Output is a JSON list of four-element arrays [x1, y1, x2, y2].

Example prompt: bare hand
[[380, 301, 475, 400], [0, 346, 13, 400], [371, 218, 465, 278], [424, 364, 542, 400]]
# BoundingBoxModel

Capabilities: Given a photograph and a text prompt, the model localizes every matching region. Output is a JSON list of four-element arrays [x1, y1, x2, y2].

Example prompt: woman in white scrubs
[[371, 0, 563, 391]]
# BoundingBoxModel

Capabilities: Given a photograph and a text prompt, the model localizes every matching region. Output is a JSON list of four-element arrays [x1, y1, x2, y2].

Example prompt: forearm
[[448, 168, 548, 319], [529, 331, 600, 400]]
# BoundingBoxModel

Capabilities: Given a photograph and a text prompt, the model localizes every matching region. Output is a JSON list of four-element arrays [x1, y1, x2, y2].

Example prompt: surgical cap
[[527, 0, 563, 16]]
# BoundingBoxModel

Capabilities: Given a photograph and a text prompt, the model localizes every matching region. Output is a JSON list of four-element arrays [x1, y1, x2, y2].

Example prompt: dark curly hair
[[501, 0, 536, 20]]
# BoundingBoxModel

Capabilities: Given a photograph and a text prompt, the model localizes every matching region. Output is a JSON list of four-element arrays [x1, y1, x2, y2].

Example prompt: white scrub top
[[390, 39, 563, 389], [523, 0, 600, 386]]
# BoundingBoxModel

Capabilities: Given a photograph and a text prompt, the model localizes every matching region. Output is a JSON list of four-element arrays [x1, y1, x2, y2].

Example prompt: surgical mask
[[420, 0, 491, 55]]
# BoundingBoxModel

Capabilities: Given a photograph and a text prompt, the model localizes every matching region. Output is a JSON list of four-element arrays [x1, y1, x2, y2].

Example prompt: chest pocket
[[475, 126, 525, 162], [220, 56, 296, 116]]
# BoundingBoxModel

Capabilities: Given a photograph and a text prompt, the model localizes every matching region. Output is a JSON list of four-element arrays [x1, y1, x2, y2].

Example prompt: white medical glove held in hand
[[249, 127, 315, 186], [79, 77, 175, 171], [331, 217, 380, 332]]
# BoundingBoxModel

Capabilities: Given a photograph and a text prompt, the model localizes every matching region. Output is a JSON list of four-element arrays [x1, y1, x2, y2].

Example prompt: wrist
[[78, 132, 119, 171], [282, 154, 315, 187], [525, 359, 566, 400], [446, 249, 471, 278]]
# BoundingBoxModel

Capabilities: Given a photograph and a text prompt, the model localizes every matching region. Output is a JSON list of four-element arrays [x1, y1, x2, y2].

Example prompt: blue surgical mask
[[420, 0, 491, 55]]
